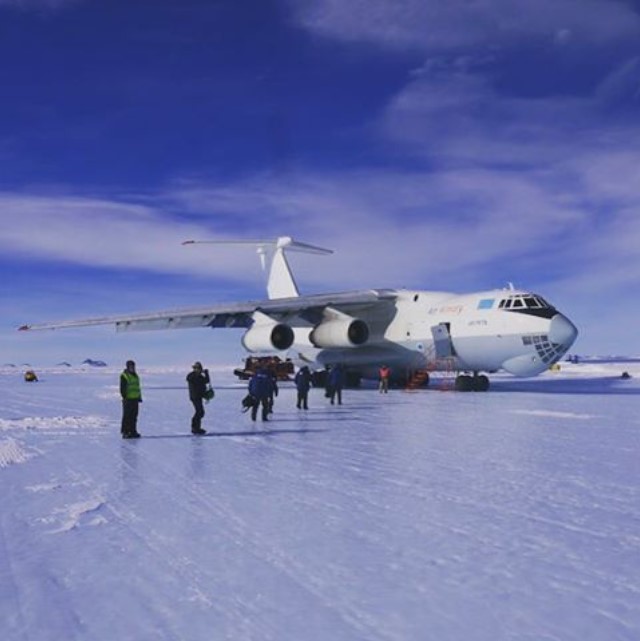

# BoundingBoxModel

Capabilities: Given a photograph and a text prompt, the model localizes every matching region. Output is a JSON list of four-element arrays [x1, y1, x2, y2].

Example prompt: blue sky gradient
[[2, 0, 640, 366]]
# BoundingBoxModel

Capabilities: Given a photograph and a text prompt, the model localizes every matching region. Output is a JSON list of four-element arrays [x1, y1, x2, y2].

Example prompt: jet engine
[[241, 320, 294, 352], [309, 317, 369, 348]]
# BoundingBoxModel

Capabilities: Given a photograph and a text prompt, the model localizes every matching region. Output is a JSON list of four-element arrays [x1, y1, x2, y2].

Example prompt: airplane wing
[[18, 289, 398, 333]]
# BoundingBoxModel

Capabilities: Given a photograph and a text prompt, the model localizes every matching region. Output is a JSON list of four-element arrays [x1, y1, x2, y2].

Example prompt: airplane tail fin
[[182, 236, 333, 299]]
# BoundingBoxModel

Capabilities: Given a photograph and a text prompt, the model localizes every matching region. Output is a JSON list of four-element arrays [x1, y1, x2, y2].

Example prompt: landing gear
[[454, 373, 490, 392], [404, 370, 430, 389]]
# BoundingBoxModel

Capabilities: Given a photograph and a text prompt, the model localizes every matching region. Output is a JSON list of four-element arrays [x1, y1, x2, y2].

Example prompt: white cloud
[[378, 68, 608, 168], [0, 0, 78, 9], [4, 50, 640, 328], [554, 28, 573, 45], [3, 133, 637, 299], [288, 0, 640, 52], [0, 164, 586, 296], [0, 193, 269, 284], [373, 57, 640, 296], [596, 56, 640, 106], [163, 168, 587, 292]]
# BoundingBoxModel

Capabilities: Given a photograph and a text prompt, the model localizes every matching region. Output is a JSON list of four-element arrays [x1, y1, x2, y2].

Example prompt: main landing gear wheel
[[455, 374, 490, 392]]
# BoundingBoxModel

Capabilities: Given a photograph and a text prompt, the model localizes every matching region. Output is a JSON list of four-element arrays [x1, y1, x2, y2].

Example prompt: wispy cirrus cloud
[[288, 0, 640, 51], [0, 193, 264, 285], [378, 54, 640, 165], [376, 55, 640, 260], [163, 167, 587, 292], [0, 0, 79, 9], [3, 53, 639, 307], [4, 128, 639, 299], [0, 165, 585, 296]]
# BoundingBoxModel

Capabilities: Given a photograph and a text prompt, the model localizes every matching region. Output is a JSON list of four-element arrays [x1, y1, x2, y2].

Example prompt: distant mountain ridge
[[566, 355, 640, 364], [82, 359, 108, 367]]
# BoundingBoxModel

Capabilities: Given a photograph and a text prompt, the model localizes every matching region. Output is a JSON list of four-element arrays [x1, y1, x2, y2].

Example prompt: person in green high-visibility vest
[[120, 360, 142, 439]]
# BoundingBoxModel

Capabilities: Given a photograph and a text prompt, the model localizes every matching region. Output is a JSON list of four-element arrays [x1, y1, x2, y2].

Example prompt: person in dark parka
[[267, 368, 279, 414], [294, 366, 312, 409], [120, 360, 142, 439], [328, 363, 344, 405], [186, 361, 210, 435], [248, 368, 274, 422]]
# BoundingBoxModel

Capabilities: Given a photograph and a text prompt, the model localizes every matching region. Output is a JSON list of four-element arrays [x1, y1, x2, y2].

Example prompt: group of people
[[120, 359, 213, 439], [119, 359, 393, 438]]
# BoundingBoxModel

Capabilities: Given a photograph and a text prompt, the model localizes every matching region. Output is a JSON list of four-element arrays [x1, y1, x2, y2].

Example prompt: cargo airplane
[[19, 236, 578, 391]]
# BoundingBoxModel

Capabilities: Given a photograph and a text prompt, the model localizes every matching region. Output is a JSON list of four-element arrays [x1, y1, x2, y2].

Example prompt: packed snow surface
[[1, 363, 639, 641]]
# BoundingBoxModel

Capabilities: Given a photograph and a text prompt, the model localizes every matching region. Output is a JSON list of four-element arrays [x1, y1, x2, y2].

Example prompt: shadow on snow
[[491, 376, 640, 396], [141, 428, 329, 439]]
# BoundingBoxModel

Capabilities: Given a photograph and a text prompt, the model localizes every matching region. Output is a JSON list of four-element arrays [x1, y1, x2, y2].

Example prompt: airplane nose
[[549, 313, 578, 347]]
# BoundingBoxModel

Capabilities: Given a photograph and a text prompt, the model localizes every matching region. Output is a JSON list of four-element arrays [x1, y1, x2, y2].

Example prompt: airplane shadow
[[491, 376, 640, 396], [143, 428, 329, 439]]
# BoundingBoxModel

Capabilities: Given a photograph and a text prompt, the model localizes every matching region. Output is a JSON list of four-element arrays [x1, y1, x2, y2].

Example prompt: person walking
[[378, 365, 391, 393], [328, 363, 344, 405], [248, 367, 274, 422], [294, 366, 312, 409], [186, 361, 211, 435], [120, 360, 142, 439], [266, 368, 279, 415]]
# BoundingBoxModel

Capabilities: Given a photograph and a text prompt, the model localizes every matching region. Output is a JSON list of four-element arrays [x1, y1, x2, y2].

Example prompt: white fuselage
[[294, 288, 577, 379]]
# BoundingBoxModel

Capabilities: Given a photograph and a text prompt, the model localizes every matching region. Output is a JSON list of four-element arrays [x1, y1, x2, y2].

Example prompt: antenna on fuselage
[[182, 236, 333, 300]]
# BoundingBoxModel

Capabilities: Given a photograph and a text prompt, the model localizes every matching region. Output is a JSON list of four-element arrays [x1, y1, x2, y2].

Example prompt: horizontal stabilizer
[[183, 236, 333, 299], [182, 236, 333, 255]]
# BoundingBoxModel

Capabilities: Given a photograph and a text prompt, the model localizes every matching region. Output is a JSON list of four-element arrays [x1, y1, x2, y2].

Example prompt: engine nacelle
[[241, 322, 294, 352], [309, 318, 369, 348]]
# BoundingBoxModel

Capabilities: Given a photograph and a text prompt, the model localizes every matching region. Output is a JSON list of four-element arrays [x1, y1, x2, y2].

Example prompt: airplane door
[[431, 323, 456, 358]]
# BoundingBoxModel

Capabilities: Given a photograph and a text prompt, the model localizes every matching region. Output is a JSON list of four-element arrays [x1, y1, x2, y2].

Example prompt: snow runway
[[1, 366, 639, 641]]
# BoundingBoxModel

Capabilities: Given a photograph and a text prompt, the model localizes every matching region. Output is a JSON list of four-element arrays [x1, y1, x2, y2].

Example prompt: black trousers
[[251, 397, 270, 421], [296, 390, 309, 409], [191, 397, 205, 431], [121, 399, 140, 436]]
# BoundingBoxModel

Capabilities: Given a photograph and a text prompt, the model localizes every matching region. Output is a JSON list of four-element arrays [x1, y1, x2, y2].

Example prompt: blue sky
[[2, 0, 640, 366]]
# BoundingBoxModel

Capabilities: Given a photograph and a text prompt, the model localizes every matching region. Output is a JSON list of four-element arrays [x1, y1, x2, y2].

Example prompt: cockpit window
[[499, 294, 554, 310]]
